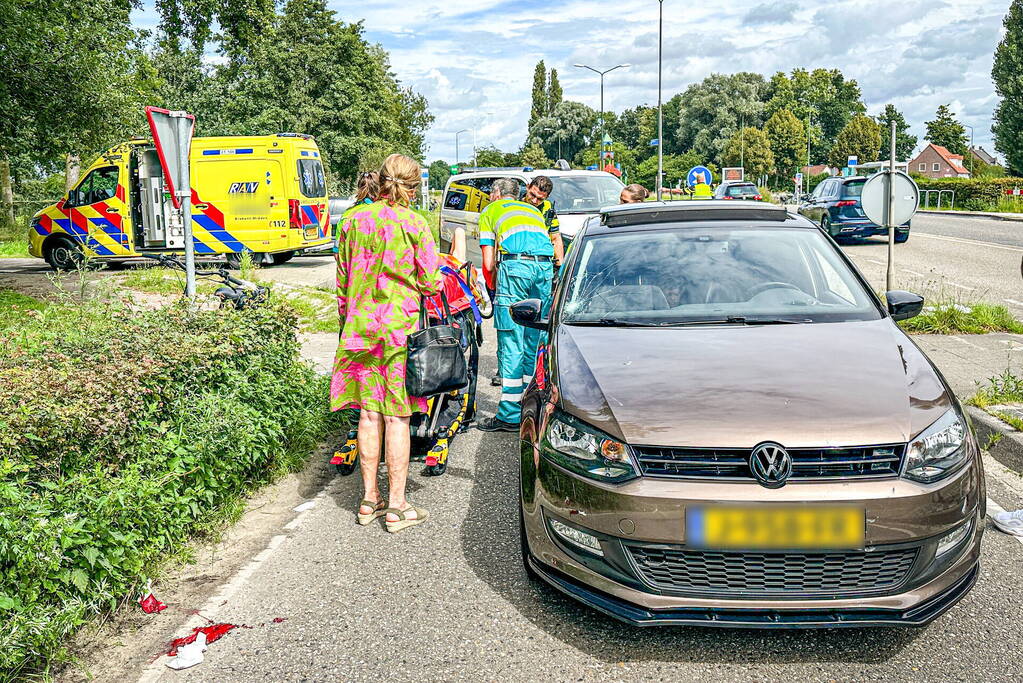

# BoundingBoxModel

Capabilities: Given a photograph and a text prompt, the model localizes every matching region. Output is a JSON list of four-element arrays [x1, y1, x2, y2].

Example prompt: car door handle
[[194, 203, 209, 210], [105, 207, 120, 214]]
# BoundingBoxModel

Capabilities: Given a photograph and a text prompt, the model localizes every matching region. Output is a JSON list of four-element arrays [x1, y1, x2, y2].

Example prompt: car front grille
[[627, 546, 918, 596], [634, 444, 904, 481]]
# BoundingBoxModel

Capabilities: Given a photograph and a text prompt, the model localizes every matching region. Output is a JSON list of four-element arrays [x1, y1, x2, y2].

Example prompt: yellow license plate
[[686, 506, 864, 550], [304, 226, 320, 240]]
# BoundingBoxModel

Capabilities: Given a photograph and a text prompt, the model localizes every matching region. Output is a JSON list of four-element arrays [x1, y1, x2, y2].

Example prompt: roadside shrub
[[914, 176, 1023, 210], [0, 299, 341, 676], [898, 301, 1023, 335]]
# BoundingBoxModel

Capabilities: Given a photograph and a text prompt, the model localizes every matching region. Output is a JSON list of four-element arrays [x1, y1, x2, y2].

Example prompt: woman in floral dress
[[331, 154, 440, 532]]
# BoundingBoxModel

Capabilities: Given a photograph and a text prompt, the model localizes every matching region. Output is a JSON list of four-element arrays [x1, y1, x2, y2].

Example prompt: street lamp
[[573, 62, 630, 171], [657, 0, 664, 200], [455, 129, 469, 167], [965, 124, 975, 177]]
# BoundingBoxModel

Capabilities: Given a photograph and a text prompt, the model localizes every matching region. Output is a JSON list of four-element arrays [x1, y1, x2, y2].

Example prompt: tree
[[765, 68, 865, 162], [764, 109, 807, 184], [993, 1, 1023, 175], [875, 104, 918, 161], [520, 142, 552, 170], [548, 69, 563, 115], [723, 127, 774, 180], [633, 151, 704, 189], [674, 73, 769, 165], [529, 60, 546, 129], [828, 115, 881, 167], [428, 160, 451, 191], [610, 106, 657, 160], [528, 100, 597, 162], [0, 0, 154, 225], [473, 144, 505, 167], [924, 104, 968, 156]]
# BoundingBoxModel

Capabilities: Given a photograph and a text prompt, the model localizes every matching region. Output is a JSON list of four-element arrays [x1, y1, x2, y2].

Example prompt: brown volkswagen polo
[[513, 201, 984, 628]]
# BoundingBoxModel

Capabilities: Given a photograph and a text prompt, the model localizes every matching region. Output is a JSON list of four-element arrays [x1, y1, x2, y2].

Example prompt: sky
[[135, 0, 1010, 166]]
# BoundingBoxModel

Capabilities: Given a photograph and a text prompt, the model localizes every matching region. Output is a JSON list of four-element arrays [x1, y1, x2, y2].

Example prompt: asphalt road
[[834, 213, 1023, 312], [6, 212, 1022, 681]]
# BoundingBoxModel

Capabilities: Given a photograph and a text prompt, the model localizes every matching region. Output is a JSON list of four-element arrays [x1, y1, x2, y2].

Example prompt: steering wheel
[[746, 281, 805, 297]]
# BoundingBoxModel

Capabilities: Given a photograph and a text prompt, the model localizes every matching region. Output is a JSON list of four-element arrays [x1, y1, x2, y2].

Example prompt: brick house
[[970, 146, 998, 166], [910, 143, 970, 178]]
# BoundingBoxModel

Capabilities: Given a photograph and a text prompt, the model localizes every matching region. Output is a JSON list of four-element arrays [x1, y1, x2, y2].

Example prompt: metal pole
[[740, 115, 745, 171], [600, 73, 604, 170], [966, 124, 974, 176], [657, 0, 664, 200], [886, 120, 896, 292], [175, 113, 195, 299], [806, 114, 811, 167]]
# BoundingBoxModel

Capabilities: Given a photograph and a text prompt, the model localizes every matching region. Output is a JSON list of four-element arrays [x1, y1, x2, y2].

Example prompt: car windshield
[[562, 226, 881, 325], [842, 180, 865, 198], [549, 175, 624, 213]]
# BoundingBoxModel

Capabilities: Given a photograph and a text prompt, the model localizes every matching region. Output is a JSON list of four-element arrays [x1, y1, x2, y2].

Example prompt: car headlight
[[903, 409, 969, 483], [542, 412, 637, 482]]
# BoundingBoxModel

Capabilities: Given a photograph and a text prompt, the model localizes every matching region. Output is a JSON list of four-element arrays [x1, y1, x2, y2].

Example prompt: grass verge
[[0, 289, 45, 327], [0, 297, 344, 677], [967, 368, 1023, 431], [898, 301, 1023, 335]]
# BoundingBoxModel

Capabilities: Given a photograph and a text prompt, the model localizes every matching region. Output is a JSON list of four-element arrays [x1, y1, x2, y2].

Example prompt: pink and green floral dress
[[330, 201, 441, 417]]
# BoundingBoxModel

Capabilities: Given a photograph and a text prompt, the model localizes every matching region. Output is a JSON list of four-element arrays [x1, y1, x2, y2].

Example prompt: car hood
[[555, 212, 598, 239], [553, 319, 951, 448]]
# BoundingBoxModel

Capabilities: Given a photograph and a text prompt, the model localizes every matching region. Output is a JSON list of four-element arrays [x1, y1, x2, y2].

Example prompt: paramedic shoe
[[993, 509, 1023, 536], [477, 417, 519, 433], [490, 375, 501, 386]]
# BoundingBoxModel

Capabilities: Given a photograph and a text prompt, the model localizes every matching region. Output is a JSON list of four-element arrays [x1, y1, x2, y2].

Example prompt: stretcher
[[331, 258, 488, 477]]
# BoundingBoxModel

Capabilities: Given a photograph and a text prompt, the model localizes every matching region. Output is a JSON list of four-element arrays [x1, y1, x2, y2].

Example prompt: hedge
[[914, 176, 1023, 210], [0, 299, 340, 677]]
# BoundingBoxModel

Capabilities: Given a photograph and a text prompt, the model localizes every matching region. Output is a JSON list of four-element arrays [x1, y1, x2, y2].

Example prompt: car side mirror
[[66, 190, 78, 207], [886, 290, 924, 321], [510, 298, 548, 330]]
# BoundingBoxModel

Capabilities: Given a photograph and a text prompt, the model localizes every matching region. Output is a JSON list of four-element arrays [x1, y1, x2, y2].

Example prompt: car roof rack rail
[[600, 201, 791, 228]]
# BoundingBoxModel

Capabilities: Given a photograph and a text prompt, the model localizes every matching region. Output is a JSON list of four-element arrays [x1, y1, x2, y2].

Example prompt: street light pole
[[573, 62, 630, 171], [740, 115, 745, 172], [455, 128, 469, 168], [965, 124, 975, 177], [657, 0, 664, 200]]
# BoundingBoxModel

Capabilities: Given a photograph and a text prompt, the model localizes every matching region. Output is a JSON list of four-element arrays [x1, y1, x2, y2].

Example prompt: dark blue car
[[798, 176, 910, 243]]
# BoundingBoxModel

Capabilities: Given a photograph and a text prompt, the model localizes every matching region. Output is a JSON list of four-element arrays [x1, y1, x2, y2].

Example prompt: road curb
[[967, 405, 1023, 473], [918, 209, 1023, 223]]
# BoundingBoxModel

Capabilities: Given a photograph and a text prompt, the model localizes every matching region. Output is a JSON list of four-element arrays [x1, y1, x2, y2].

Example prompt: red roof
[[927, 144, 969, 174]]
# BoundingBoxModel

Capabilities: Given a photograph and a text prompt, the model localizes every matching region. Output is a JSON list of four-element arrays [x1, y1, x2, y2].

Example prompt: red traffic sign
[[145, 106, 195, 209], [1006, 187, 1022, 196]]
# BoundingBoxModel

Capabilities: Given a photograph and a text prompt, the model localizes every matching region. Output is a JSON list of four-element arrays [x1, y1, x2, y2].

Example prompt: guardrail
[[921, 189, 955, 211]]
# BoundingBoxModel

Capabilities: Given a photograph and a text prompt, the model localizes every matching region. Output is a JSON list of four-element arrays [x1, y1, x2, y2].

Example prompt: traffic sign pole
[[175, 114, 195, 299], [886, 121, 896, 292]]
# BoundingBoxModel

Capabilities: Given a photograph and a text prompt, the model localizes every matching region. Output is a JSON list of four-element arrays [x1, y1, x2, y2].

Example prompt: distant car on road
[[713, 181, 762, 201], [513, 200, 982, 628], [798, 176, 910, 243]]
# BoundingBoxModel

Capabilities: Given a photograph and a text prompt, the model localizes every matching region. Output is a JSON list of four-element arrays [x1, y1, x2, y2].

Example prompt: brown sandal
[[357, 499, 387, 526], [385, 504, 429, 533]]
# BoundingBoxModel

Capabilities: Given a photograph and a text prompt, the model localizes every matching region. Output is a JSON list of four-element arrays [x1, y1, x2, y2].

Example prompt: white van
[[439, 168, 624, 262]]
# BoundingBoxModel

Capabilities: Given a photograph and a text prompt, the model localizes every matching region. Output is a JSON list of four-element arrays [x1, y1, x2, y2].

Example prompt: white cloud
[[134, 0, 1011, 164]]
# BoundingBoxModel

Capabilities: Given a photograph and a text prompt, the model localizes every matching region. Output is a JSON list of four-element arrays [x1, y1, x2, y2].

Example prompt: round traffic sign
[[687, 166, 712, 187], [861, 171, 919, 227]]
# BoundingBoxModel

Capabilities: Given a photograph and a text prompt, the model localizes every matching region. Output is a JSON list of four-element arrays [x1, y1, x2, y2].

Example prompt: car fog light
[[549, 518, 604, 556], [936, 519, 973, 558]]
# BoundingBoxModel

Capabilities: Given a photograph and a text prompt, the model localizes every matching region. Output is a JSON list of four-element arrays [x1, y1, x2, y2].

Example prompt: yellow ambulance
[[29, 133, 331, 269]]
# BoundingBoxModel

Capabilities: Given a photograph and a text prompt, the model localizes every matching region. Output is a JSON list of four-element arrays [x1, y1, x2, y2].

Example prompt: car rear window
[[727, 184, 758, 197], [842, 180, 865, 198], [298, 159, 326, 198]]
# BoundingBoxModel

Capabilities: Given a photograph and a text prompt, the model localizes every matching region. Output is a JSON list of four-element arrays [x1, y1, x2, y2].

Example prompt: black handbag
[[405, 292, 469, 397]]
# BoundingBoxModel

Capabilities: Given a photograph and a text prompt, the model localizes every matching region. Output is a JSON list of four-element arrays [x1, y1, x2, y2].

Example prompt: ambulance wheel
[[272, 251, 295, 265], [44, 237, 84, 271]]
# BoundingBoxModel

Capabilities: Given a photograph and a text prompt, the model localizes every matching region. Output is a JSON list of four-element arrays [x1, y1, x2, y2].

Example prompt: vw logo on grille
[[749, 442, 792, 488]]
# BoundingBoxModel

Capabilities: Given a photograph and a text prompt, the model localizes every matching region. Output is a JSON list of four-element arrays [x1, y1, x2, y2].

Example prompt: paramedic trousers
[[494, 259, 553, 424]]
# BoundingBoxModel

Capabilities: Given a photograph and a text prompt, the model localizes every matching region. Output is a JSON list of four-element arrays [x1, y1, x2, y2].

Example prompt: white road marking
[[1004, 299, 1023, 307], [864, 258, 885, 265], [913, 231, 1023, 253], [947, 282, 976, 291], [902, 268, 926, 277]]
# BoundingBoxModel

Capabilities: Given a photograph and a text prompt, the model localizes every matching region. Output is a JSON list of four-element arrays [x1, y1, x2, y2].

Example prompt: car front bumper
[[521, 453, 984, 628]]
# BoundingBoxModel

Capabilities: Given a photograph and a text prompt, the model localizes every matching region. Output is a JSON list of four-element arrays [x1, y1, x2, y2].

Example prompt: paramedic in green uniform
[[522, 175, 565, 265], [476, 177, 554, 432]]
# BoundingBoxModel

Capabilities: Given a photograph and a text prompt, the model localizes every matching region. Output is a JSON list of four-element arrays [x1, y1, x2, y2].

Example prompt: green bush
[[0, 299, 340, 676], [914, 176, 1023, 210]]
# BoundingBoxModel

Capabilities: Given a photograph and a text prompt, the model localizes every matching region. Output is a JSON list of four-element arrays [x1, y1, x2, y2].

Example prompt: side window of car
[[69, 166, 119, 207]]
